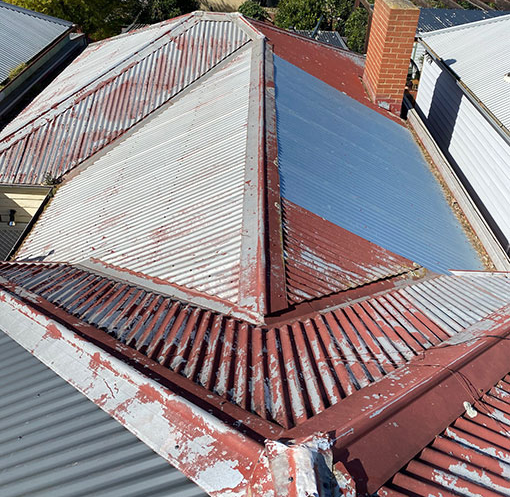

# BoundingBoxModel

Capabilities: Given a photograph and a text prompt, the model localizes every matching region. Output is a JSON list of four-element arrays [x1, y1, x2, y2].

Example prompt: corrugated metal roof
[[0, 1, 72, 83], [378, 372, 510, 497], [1, 261, 509, 431], [0, 328, 206, 497], [273, 54, 484, 274], [293, 30, 348, 50], [417, 8, 510, 33], [281, 198, 418, 304], [0, 226, 23, 259], [0, 13, 250, 184], [15, 48, 253, 306], [420, 14, 510, 133]]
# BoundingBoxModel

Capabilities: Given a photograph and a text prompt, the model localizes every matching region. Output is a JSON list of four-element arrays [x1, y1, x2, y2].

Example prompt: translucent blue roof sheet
[[274, 55, 483, 274]]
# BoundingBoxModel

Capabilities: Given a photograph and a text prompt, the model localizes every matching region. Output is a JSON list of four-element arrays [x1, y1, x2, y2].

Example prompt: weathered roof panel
[[421, 14, 510, 132], [0, 14, 250, 184], [1, 262, 509, 431], [0, 0, 72, 83], [282, 198, 418, 304], [378, 372, 510, 497], [0, 329, 206, 497], [418, 8, 510, 33], [273, 54, 484, 274], [15, 48, 253, 308]]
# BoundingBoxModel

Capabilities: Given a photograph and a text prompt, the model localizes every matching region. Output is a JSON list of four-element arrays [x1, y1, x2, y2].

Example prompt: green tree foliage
[[274, 0, 353, 32], [7, 0, 197, 40], [344, 7, 368, 53], [238, 0, 267, 20]]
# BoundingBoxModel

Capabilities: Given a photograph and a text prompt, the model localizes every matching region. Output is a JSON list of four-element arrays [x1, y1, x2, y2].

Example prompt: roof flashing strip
[[238, 38, 267, 318], [77, 258, 267, 325]]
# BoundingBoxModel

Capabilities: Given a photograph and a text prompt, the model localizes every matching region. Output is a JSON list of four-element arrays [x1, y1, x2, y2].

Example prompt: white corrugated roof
[[16, 47, 256, 312], [420, 14, 510, 132]]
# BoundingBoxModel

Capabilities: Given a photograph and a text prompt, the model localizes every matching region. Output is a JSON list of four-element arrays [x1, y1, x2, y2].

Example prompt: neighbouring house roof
[[420, 14, 510, 134], [0, 329, 206, 497], [417, 8, 510, 33], [293, 29, 349, 50], [0, 1, 73, 83], [0, 11, 507, 497]]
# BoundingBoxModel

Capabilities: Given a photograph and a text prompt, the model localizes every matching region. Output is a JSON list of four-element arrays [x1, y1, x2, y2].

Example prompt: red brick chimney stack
[[362, 0, 419, 114]]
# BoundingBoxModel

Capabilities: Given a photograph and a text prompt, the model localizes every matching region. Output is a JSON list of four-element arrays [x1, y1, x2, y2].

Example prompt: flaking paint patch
[[198, 460, 245, 496], [447, 462, 510, 494]]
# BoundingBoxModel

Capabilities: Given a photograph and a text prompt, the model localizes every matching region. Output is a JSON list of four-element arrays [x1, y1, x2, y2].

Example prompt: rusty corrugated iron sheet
[[378, 373, 510, 497], [15, 48, 255, 310], [282, 198, 419, 303], [0, 13, 250, 184], [2, 262, 510, 431]]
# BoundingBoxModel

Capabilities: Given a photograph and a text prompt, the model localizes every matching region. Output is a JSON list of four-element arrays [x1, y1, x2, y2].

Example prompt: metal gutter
[[407, 108, 510, 270]]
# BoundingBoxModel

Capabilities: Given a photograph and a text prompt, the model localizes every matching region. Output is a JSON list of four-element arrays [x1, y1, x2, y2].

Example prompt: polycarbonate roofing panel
[[421, 14, 510, 131], [16, 48, 253, 304], [273, 55, 484, 274], [0, 329, 206, 497], [0, 1, 72, 83]]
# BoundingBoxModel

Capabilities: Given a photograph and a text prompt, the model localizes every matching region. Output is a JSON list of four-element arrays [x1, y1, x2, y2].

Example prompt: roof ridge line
[[0, 12, 200, 147]]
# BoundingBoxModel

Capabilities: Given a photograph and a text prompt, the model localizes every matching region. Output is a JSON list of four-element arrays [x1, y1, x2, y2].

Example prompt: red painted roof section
[[378, 373, 510, 497], [250, 20, 402, 123], [282, 198, 417, 304], [1, 261, 509, 431]]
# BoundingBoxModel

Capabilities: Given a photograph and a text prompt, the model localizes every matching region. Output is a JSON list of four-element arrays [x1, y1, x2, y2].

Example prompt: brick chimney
[[362, 0, 419, 114]]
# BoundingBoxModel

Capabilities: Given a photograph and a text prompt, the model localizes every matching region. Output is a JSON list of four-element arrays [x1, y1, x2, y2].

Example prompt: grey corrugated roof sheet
[[0, 1, 72, 83], [294, 29, 349, 50], [420, 14, 510, 132], [0, 329, 207, 497], [417, 8, 510, 33]]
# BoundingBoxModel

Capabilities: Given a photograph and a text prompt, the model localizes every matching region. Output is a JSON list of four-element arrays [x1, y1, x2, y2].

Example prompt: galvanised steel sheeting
[[273, 55, 484, 274], [2, 261, 509, 430], [418, 8, 510, 33], [17, 49, 252, 303], [378, 373, 510, 497], [421, 14, 510, 131], [416, 58, 510, 250], [0, 17, 180, 137], [282, 198, 417, 303], [0, 15, 250, 184], [0, 227, 23, 260], [0, 329, 206, 497], [0, 1, 72, 83]]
